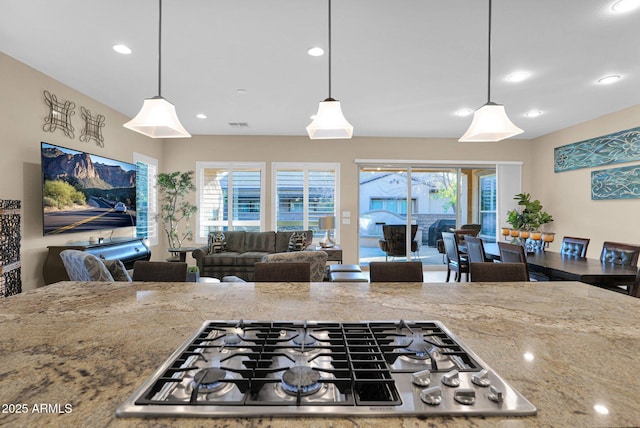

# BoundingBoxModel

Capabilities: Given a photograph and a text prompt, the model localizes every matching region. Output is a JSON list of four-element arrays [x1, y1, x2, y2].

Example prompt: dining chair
[[470, 262, 529, 282], [254, 262, 311, 282], [497, 242, 529, 278], [600, 242, 640, 267], [369, 261, 423, 282], [132, 261, 188, 282], [442, 232, 469, 282], [464, 236, 488, 263], [559, 236, 590, 257]]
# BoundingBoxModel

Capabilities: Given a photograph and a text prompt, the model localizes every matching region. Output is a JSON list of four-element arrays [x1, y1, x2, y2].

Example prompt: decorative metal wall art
[[79, 106, 106, 147], [0, 200, 21, 297], [554, 126, 640, 173], [43, 90, 75, 138], [591, 164, 640, 200]]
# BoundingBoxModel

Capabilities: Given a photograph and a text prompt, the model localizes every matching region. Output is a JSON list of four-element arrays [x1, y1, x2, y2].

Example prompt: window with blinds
[[196, 162, 265, 240], [134, 153, 158, 246], [273, 163, 339, 237]]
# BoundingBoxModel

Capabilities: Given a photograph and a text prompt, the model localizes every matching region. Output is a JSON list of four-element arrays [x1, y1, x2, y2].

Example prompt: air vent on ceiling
[[228, 122, 249, 128]]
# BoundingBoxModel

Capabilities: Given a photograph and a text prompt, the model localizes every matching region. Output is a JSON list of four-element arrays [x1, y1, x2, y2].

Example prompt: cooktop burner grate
[[116, 320, 537, 418]]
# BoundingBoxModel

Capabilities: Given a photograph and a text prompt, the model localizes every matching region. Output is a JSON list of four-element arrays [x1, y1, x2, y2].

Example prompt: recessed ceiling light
[[506, 71, 531, 82], [597, 74, 622, 84], [196, 113, 207, 119], [454, 108, 474, 117], [307, 47, 325, 57], [113, 44, 132, 55], [611, 0, 640, 12], [524, 110, 543, 118]]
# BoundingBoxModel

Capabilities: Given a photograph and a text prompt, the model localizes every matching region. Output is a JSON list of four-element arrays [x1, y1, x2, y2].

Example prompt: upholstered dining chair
[[369, 261, 423, 282], [559, 236, 590, 257], [261, 251, 328, 282], [132, 261, 188, 282], [442, 232, 469, 282], [59, 249, 115, 281], [254, 262, 311, 282], [470, 262, 529, 282], [600, 241, 640, 267], [464, 236, 488, 263]]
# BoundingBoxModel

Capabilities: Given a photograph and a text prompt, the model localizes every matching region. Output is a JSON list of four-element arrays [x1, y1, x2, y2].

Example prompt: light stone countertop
[[1, 280, 639, 428]]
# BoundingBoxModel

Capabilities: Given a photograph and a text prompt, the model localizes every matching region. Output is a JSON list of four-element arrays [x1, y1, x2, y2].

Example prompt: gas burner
[[397, 334, 433, 360], [281, 366, 322, 396], [291, 330, 316, 347], [223, 328, 243, 345], [191, 368, 228, 393]]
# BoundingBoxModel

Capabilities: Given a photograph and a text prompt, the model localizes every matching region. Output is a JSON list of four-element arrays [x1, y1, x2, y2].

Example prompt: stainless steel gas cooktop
[[116, 320, 536, 418]]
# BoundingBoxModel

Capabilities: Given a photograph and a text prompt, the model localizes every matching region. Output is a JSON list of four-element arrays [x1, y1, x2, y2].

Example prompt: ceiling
[[1, 0, 639, 139]]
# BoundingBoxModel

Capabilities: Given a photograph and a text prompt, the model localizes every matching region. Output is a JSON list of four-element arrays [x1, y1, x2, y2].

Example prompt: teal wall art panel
[[554, 126, 640, 172], [591, 164, 640, 200]]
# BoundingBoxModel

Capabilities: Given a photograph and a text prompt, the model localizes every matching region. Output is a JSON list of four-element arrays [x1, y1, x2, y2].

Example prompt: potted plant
[[186, 265, 200, 282], [157, 171, 198, 256], [505, 193, 554, 250]]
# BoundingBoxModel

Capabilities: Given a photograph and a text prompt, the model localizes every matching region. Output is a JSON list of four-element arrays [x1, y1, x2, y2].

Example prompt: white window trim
[[133, 152, 159, 246], [195, 161, 266, 244], [271, 162, 341, 243]]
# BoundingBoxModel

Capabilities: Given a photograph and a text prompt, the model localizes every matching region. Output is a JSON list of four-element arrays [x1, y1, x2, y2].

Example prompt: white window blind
[[133, 153, 158, 246]]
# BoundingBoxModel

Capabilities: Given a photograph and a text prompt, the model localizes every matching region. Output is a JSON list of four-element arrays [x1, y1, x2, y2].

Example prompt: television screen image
[[41, 142, 136, 236]]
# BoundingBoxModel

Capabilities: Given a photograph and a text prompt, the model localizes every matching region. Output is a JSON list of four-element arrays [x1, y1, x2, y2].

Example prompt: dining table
[[483, 242, 638, 289]]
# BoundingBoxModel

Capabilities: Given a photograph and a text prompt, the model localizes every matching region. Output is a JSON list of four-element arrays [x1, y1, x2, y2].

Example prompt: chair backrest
[[464, 236, 487, 263], [261, 251, 328, 281], [600, 242, 640, 267], [381, 225, 418, 252], [441, 232, 462, 263], [498, 242, 527, 263], [132, 261, 188, 282], [254, 262, 311, 282], [470, 262, 529, 282], [560, 236, 590, 257], [369, 261, 423, 282], [59, 249, 115, 281], [630, 269, 640, 298]]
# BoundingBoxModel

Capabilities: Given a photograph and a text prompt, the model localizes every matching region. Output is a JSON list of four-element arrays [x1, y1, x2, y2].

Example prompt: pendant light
[[124, 0, 191, 138], [306, 0, 353, 139], [459, 0, 522, 142]]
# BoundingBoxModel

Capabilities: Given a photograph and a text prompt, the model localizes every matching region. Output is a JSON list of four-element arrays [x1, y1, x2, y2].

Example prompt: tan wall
[[0, 52, 164, 291], [164, 135, 533, 265], [530, 104, 640, 255]]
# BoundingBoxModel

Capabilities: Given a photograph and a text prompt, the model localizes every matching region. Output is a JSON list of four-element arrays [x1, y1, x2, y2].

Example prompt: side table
[[167, 247, 198, 262], [315, 245, 342, 264]]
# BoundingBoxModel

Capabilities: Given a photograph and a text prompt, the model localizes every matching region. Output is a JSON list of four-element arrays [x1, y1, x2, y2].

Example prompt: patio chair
[[378, 225, 419, 261]]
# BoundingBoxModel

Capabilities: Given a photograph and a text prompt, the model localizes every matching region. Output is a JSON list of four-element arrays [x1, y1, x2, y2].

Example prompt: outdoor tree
[[157, 171, 197, 250]]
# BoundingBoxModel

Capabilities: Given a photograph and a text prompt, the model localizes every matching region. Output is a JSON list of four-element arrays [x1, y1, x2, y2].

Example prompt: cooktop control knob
[[441, 369, 460, 387], [488, 385, 504, 404], [471, 369, 491, 387], [454, 389, 476, 405], [411, 369, 431, 387], [420, 386, 442, 406]]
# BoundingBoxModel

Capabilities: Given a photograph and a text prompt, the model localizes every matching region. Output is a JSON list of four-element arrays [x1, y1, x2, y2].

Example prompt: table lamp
[[319, 216, 336, 248]]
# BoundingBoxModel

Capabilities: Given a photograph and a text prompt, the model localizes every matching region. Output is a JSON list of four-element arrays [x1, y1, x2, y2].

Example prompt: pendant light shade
[[123, 0, 190, 139], [307, 0, 353, 139], [458, 102, 522, 142], [459, 0, 522, 142], [306, 98, 353, 139]]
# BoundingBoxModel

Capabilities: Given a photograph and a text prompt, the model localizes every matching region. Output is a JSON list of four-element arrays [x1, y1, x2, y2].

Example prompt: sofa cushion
[[236, 252, 270, 266], [288, 231, 308, 251], [276, 230, 313, 253], [244, 231, 276, 252], [202, 252, 241, 266], [222, 231, 246, 252]]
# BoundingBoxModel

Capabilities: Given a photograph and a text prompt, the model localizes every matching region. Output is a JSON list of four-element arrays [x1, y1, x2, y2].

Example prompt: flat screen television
[[41, 142, 137, 236]]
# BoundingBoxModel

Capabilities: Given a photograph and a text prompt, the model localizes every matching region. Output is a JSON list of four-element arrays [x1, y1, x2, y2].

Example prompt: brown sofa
[[192, 230, 313, 281]]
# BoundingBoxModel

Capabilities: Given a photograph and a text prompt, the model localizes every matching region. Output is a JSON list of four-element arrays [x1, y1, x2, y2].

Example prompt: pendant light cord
[[158, 0, 163, 97], [328, 0, 332, 99], [487, 0, 492, 103]]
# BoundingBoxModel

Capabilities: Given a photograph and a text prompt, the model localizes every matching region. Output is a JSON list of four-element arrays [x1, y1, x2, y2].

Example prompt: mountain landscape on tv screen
[[41, 144, 136, 236]]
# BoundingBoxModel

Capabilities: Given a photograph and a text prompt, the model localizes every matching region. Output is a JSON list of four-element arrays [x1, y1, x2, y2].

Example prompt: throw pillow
[[208, 231, 226, 254], [102, 259, 132, 282], [288, 231, 308, 252]]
